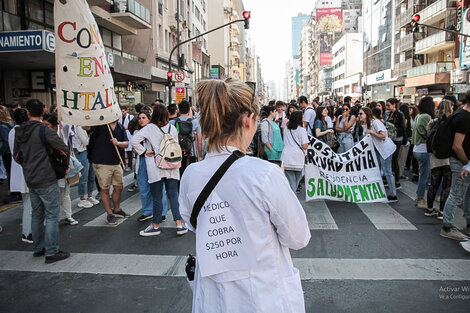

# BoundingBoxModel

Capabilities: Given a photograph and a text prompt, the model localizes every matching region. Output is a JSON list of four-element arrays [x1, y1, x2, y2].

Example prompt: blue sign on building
[[0, 30, 55, 52]]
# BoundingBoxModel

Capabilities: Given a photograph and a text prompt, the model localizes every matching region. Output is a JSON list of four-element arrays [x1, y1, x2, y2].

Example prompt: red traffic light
[[167, 72, 173, 78], [412, 14, 420, 22], [243, 11, 250, 19]]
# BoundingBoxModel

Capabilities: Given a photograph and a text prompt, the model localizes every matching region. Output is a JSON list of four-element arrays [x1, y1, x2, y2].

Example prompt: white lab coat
[[131, 123, 180, 183], [121, 113, 134, 152], [8, 126, 28, 194], [179, 147, 311, 313]]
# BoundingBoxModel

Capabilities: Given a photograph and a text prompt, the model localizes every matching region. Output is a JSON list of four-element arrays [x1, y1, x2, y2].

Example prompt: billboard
[[460, 8, 470, 68], [315, 8, 343, 33], [319, 33, 333, 65]]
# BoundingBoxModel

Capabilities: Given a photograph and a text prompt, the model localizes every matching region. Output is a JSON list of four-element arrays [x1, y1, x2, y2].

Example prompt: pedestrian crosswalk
[[1, 250, 469, 281], [78, 176, 467, 231]]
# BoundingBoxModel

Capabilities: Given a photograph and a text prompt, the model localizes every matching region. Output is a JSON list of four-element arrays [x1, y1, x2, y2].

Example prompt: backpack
[[426, 118, 441, 154], [155, 125, 182, 169], [39, 125, 69, 179], [384, 122, 397, 141], [430, 110, 467, 159], [175, 117, 194, 156]]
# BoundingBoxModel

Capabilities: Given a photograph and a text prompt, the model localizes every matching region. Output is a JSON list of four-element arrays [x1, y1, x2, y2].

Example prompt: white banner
[[305, 135, 387, 203], [54, 0, 121, 126]]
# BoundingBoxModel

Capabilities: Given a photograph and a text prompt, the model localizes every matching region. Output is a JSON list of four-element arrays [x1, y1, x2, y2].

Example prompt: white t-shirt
[[281, 126, 309, 170], [325, 116, 333, 129], [303, 106, 316, 136], [370, 119, 396, 160]]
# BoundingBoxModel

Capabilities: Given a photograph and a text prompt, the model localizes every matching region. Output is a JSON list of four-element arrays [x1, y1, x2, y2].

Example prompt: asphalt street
[[0, 172, 469, 313]]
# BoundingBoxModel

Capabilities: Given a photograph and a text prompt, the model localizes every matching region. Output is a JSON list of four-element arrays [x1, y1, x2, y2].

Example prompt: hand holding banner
[[54, 0, 122, 126]]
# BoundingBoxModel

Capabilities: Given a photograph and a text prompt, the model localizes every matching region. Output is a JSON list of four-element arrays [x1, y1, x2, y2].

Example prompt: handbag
[[185, 150, 245, 281], [326, 131, 339, 150], [39, 125, 69, 179]]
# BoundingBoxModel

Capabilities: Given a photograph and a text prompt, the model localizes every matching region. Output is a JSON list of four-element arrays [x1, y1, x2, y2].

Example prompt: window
[[101, 28, 112, 48], [2, 0, 17, 14], [113, 33, 122, 50]]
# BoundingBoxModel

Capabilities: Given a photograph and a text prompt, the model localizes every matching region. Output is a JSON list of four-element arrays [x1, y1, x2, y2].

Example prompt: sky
[[243, 0, 316, 94]]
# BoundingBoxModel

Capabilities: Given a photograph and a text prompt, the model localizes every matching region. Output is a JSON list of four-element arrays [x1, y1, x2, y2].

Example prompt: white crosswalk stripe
[[357, 202, 417, 230], [1, 250, 469, 281], [303, 200, 338, 230]]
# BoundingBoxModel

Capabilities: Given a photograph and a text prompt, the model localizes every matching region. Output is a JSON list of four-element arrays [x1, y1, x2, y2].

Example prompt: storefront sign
[[54, 0, 121, 126], [305, 136, 387, 203], [451, 69, 467, 84], [210, 66, 219, 79], [460, 8, 470, 68], [376, 73, 384, 81], [0, 30, 55, 52]]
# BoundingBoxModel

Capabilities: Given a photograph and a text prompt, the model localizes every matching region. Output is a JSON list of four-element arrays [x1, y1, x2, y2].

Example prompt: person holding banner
[[179, 78, 310, 313], [260, 105, 284, 162], [360, 107, 398, 202], [282, 110, 309, 192], [335, 103, 356, 153]]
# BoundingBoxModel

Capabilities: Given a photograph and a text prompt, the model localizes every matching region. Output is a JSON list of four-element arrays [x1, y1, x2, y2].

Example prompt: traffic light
[[167, 71, 173, 86], [411, 14, 420, 32], [243, 11, 250, 29]]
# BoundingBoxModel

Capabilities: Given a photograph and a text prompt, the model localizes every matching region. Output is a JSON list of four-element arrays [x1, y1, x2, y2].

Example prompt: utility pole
[[167, 18, 248, 104]]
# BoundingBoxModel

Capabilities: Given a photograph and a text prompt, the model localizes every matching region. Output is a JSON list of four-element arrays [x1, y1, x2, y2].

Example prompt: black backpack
[[39, 125, 69, 179], [429, 110, 466, 159], [175, 117, 194, 156]]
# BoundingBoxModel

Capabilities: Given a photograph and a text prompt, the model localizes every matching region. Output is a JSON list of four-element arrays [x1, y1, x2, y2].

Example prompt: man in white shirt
[[299, 96, 315, 136]]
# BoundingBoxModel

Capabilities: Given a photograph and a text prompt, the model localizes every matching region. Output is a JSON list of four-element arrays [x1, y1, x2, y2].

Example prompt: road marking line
[[357, 203, 417, 230], [84, 193, 142, 227], [303, 200, 338, 230], [1, 250, 469, 281]]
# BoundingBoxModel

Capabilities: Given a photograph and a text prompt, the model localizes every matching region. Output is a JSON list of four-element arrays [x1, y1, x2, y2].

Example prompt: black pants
[[392, 141, 402, 184], [427, 165, 451, 211], [179, 155, 197, 177], [406, 145, 419, 175]]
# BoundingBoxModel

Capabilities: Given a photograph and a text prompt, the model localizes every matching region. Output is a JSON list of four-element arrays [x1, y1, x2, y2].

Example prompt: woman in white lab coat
[[179, 78, 311, 313]]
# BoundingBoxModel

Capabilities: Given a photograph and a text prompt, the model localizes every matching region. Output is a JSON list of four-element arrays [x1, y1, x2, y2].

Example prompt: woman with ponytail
[[179, 78, 310, 313]]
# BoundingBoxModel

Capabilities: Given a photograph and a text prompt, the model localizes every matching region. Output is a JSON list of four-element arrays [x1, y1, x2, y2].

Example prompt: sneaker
[[4, 194, 22, 204], [437, 212, 444, 220], [87, 197, 100, 205], [138, 214, 153, 222], [395, 183, 402, 190], [400, 175, 408, 181], [66, 217, 78, 225], [440, 226, 469, 241], [176, 226, 188, 236], [106, 214, 118, 225], [33, 248, 45, 257], [139, 224, 161, 237], [460, 241, 470, 253], [113, 210, 130, 218], [78, 199, 93, 208], [415, 198, 427, 209], [127, 185, 138, 192], [387, 195, 398, 202], [45, 250, 70, 264], [424, 208, 438, 217], [22, 233, 33, 244]]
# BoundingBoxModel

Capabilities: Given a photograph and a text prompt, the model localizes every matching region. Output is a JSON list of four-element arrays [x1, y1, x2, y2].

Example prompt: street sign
[[175, 86, 185, 103], [175, 70, 185, 82]]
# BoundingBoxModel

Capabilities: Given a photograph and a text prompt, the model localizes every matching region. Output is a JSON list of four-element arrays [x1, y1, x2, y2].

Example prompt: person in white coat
[[179, 78, 311, 313], [8, 108, 33, 243], [131, 104, 188, 237]]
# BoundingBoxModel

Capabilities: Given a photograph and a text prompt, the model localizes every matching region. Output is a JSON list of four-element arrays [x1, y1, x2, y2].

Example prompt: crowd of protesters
[[0, 81, 469, 264]]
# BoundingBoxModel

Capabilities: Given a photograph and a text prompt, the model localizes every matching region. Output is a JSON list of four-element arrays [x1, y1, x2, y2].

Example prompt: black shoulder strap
[[190, 150, 245, 229]]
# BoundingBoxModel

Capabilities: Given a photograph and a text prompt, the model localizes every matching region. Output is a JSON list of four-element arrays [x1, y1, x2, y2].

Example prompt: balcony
[[407, 61, 453, 77], [416, 0, 456, 25], [111, 0, 151, 29], [395, 6, 415, 30], [394, 33, 414, 53], [393, 58, 413, 77], [395, 0, 406, 7], [87, 0, 113, 5], [415, 30, 454, 54]]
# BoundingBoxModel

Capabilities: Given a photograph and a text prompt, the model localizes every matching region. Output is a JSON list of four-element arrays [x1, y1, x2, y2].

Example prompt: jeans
[[413, 152, 430, 199], [137, 157, 168, 217], [392, 141, 402, 183], [75, 150, 95, 197], [22, 193, 32, 236], [59, 182, 72, 219], [443, 158, 470, 228], [337, 133, 354, 153], [30, 182, 61, 256], [378, 152, 396, 197], [427, 166, 451, 211], [150, 178, 181, 224], [285, 169, 303, 193]]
